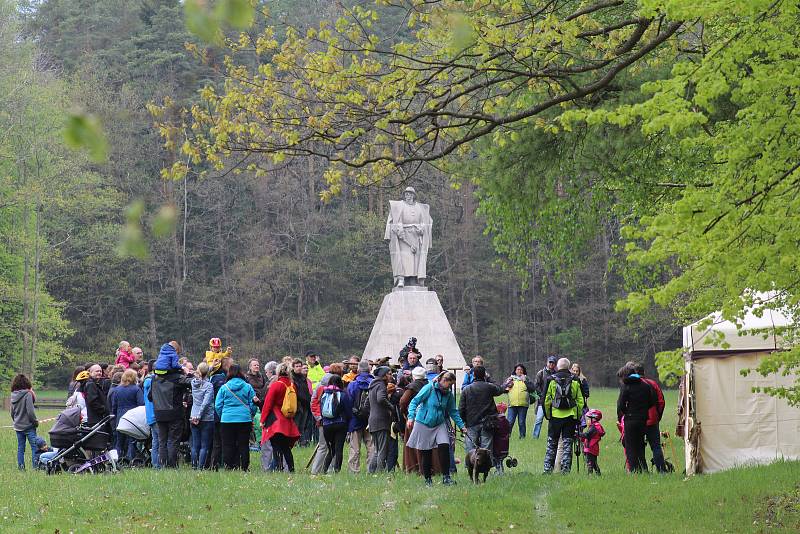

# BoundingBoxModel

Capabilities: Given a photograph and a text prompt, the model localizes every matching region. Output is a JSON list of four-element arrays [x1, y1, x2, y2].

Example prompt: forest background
[[2, 0, 796, 398]]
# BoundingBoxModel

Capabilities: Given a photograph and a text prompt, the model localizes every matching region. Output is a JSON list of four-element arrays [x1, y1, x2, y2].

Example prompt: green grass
[[1, 388, 797, 533]]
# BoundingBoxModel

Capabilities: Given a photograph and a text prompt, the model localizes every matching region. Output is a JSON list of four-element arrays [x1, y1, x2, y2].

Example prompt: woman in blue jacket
[[406, 371, 465, 486], [320, 375, 353, 473], [215, 364, 256, 470], [109, 369, 144, 462]]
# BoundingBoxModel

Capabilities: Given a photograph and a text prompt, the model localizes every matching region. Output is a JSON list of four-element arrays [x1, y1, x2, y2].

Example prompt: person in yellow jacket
[[305, 351, 325, 392], [205, 338, 232, 371], [502, 364, 536, 439]]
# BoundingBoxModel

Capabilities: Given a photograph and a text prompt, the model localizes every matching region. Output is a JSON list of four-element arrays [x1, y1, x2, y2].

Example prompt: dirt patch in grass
[[753, 484, 800, 533]]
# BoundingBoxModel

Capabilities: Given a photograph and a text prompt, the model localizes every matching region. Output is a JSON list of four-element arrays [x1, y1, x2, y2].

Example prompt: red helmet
[[586, 409, 602, 421], [209, 337, 222, 348]]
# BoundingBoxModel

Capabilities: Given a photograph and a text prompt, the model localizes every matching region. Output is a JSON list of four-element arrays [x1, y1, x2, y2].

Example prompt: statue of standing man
[[385, 187, 432, 288]]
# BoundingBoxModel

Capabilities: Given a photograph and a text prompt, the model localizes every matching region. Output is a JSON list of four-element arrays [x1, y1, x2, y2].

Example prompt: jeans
[[387, 436, 398, 472], [39, 449, 59, 467], [644, 423, 666, 472], [507, 405, 529, 438], [149, 423, 160, 468], [368, 430, 389, 473], [16, 427, 38, 469], [191, 420, 214, 469], [465, 423, 494, 465], [221, 421, 252, 471], [156, 419, 183, 468], [533, 405, 545, 438], [115, 432, 137, 461], [322, 422, 348, 473]]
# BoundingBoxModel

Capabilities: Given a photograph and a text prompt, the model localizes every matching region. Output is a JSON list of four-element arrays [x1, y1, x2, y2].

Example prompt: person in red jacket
[[580, 409, 605, 475], [634, 362, 668, 472], [260, 362, 301, 472]]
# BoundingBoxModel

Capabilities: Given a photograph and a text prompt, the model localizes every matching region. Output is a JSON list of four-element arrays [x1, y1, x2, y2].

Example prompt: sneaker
[[442, 475, 456, 486], [424, 477, 433, 487]]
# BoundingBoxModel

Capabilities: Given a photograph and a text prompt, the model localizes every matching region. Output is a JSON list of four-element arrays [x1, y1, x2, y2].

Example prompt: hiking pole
[[305, 442, 320, 470]]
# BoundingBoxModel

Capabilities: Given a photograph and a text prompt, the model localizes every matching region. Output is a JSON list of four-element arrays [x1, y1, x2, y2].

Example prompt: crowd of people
[[9, 336, 669, 482]]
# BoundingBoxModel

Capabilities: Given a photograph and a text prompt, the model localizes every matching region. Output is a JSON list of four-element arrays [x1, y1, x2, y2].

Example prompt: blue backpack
[[321, 389, 342, 419]]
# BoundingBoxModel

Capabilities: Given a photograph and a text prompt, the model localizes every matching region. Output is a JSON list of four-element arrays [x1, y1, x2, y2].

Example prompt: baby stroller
[[46, 407, 118, 474], [116, 406, 152, 468]]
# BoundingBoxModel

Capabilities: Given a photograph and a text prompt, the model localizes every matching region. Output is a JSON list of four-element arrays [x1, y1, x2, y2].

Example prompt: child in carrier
[[153, 341, 183, 374], [580, 409, 605, 475], [492, 402, 511, 474]]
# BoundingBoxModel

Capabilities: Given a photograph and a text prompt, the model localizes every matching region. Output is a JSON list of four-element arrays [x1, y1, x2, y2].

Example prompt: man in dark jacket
[[149, 353, 192, 468], [367, 366, 393, 473], [532, 355, 557, 438], [84, 364, 109, 426], [617, 363, 657, 473], [459, 366, 507, 459], [634, 363, 668, 472]]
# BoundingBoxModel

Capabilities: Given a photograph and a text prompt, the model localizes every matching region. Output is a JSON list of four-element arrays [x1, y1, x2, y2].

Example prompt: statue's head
[[403, 186, 416, 203]]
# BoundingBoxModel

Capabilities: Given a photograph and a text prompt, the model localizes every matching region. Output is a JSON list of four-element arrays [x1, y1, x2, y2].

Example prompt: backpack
[[552, 375, 576, 410], [352, 387, 370, 421], [281, 382, 297, 418], [320, 389, 342, 419]]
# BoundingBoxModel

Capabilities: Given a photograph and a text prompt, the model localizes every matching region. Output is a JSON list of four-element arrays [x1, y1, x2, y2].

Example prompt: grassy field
[[1, 388, 798, 533]]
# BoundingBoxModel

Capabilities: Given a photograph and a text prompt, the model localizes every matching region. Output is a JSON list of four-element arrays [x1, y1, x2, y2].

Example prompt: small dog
[[466, 447, 492, 484]]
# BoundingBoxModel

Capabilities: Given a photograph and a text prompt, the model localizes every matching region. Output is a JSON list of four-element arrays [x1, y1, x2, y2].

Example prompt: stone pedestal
[[362, 287, 466, 372]]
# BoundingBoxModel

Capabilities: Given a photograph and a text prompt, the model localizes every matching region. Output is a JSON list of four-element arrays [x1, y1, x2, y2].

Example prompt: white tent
[[682, 305, 800, 474]]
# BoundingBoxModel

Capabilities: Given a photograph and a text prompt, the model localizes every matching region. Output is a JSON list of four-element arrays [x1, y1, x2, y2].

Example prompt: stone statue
[[384, 187, 432, 288]]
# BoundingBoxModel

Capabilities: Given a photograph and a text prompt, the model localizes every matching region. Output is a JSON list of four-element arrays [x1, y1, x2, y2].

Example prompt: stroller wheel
[[505, 457, 518, 468]]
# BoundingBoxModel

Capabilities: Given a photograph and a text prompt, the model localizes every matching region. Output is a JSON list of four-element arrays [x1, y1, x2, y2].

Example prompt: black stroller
[[46, 407, 118, 474]]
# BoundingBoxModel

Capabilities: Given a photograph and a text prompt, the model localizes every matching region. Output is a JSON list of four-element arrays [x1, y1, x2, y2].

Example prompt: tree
[[159, 0, 682, 191]]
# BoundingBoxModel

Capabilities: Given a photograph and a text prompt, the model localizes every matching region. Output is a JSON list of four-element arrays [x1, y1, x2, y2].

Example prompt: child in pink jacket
[[580, 409, 605, 475]]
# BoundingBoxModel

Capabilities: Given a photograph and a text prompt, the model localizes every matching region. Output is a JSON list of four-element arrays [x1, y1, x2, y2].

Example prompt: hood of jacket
[[11, 390, 31, 404], [191, 377, 209, 389], [368, 377, 386, 391], [552, 369, 572, 381], [353, 372, 373, 390], [224, 377, 250, 395], [158, 342, 177, 361]]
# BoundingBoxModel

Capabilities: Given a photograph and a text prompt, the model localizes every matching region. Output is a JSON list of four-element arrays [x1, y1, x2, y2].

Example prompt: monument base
[[362, 288, 466, 372]]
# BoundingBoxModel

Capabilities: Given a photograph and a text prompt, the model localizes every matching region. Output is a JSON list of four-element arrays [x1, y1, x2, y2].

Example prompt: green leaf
[[117, 200, 148, 259], [63, 113, 108, 163], [185, 0, 222, 45], [216, 0, 255, 29], [152, 204, 178, 238]]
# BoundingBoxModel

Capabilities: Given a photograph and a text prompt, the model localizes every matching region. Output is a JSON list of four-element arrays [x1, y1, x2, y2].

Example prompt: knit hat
[[411, 367, 426, 379], [496, 402, 508, 414], [358, 360, 370, 373], [374, 366, 391, 378]]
